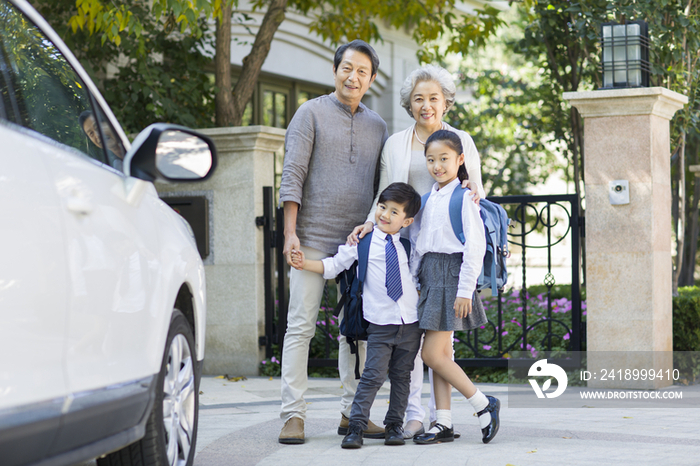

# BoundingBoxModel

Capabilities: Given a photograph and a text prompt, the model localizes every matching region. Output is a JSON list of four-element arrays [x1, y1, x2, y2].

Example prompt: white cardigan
[[366, 122, 485, 223]]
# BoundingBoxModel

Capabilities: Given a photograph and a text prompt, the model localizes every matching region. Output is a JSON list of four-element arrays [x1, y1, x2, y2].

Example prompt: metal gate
[[259, 190, 585, 368]]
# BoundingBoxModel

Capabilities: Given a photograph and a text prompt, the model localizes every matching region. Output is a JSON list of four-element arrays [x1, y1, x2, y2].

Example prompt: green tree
[[65, 0, 504, 127], [31, 0, 216, 135], [446, 6, 564, 197], [612, 0, 700, 290], [512, 0, 700, 291]]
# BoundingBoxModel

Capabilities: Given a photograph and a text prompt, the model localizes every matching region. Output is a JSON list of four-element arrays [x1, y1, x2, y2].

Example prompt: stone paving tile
[[193, 376, 700, 465]]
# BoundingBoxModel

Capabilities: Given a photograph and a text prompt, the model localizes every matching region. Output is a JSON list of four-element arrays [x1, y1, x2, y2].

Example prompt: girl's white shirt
[[410, 178, 486, 299], [365, 122, 485, 225]]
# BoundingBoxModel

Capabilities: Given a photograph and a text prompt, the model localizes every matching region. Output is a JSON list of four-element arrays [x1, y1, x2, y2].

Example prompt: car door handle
[[66, 196, 93, 215]]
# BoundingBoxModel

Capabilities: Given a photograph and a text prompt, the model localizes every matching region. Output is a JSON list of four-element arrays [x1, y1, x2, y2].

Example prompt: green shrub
[[673, 287, 700, 383], [673, 287, 700, 351]]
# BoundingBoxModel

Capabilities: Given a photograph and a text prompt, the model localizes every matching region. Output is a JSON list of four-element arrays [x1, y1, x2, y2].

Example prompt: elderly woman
[[348, 64, 485, 439]]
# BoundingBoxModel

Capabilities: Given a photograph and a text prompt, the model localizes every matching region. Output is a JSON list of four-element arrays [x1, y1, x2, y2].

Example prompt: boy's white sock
[[467, 389, 491, 429], [427, 409, 452, 433]]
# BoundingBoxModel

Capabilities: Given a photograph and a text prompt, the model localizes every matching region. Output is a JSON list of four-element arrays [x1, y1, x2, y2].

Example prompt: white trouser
[[280, 246, 366, 421], [404, 335, 427, 423], [405, 332, 456, 424]]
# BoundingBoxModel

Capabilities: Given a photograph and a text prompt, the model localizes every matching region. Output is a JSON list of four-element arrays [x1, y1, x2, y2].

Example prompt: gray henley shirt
[[279, 93, 388, 255]]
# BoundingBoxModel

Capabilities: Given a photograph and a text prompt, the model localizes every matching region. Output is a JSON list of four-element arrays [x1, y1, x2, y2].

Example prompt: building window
[[262, 88, 287, 128]]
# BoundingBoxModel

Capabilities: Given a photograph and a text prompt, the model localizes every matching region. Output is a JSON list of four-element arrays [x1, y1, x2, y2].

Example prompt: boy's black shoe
[[479, 395, 501, 444], [341, 424, 363, 449], [384, 423, 405, 446], [413, 423, 454, 444]]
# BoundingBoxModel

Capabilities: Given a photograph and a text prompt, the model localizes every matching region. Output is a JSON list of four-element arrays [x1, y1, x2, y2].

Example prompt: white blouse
[[365, 122, 485, 224], [410, 178, 486, 299]]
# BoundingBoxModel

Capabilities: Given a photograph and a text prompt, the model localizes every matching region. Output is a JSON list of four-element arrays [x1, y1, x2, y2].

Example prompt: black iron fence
[[454, 194, 584, 367], [258, 190, 584, 369]]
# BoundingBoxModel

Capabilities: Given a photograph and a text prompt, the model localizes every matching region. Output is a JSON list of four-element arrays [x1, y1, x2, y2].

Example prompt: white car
[[0, 1, 215, 465]]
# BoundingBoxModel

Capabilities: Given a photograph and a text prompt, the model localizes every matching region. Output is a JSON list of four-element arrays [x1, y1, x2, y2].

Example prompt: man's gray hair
[[399, 65, 457, 119]]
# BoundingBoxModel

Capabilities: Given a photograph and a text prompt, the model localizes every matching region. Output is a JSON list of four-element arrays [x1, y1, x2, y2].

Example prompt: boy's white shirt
[[321, 226, 419, 325], [410, 178, 486, 298]]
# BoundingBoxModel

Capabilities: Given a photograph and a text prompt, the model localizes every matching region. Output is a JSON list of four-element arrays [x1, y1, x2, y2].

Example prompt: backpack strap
[[353, 231, 373, 379], [420, 192, 431, 210], [449, 185, 467, 244], [332, 231, 373, 318], [357, 230, 373, 282], [422, 186, 467, 245]]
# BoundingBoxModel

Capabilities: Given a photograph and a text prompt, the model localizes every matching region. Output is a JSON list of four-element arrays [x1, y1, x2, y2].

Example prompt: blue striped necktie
[[385, 235, 403, 301]]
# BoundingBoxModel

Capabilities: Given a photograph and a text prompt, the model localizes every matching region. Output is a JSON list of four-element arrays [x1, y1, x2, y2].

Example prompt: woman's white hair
[[399, 64, 457, 119]]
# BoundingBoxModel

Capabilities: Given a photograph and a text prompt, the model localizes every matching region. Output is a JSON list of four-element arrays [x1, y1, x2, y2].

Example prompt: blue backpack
[[421, 186, 510, 296], [333, 231, 411, 379]]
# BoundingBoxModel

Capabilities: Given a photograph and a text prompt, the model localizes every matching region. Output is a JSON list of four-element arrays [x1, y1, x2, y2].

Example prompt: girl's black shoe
[[479, 395, 501, 444], [412, 423, 454, 444]]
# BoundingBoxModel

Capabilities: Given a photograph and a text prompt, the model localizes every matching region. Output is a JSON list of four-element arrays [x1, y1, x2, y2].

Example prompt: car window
[[0, 0, 124, 170]]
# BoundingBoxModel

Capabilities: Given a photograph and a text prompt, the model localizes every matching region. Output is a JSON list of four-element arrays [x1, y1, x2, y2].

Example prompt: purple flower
[[502, 331, 508, 336], [316, 321, 320, 325], [582, 311, 587, 316], [480, 325, 486, 329], [563, 333, 570, 341], [483, 345, 492, 350], [517, 306, 523, 312], [271, 356, 279, 363], [582, 302, 587, 309], [262, 360, 267, 365]]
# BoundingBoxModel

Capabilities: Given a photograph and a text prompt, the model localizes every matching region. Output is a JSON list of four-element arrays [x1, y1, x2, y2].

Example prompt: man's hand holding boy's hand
[[283, 232, 300, 267], [290, 249, 305, 270]]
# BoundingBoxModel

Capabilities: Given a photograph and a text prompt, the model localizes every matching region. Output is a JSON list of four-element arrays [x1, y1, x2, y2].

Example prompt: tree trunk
[[570, 106, 586, 287], [229, 0, 288, 127], [680, 144, 700, 286], [673, 132, 687, 295], [215, 2, 235, 126], [680, 175, 700, 286]]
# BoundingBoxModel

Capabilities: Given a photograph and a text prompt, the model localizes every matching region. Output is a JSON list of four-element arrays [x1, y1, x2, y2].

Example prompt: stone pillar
[[156, 126, 285, 376], [563, 88, 686, 388]]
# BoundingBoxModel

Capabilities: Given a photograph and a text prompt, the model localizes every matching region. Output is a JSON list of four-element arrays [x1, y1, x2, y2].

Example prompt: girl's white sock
[[427, 409, 452, 433], [467, 389, 491, 429]]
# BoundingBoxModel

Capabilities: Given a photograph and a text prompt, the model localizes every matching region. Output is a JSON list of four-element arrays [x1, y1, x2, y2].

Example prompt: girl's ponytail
[[425, 129, 468, 182], [457, 163, 468, 183]]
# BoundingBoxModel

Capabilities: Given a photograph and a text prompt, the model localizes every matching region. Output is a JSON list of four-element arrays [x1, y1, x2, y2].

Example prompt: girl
[[410, 130, 500, 445]]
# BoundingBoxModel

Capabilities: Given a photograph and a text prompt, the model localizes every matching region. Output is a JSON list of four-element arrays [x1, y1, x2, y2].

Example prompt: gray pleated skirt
[[417, 252, 487, 331]]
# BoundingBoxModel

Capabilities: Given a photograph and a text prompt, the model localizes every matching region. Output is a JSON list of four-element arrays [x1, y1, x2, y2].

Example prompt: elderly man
[[278, 39, 388, 444]]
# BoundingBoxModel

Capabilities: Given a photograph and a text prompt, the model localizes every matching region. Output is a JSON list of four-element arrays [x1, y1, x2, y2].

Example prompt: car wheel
[[98, 310, 199, 466]]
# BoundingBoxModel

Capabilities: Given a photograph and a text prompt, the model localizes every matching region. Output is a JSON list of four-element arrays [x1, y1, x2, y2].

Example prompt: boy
[[290, 182, 423, 449]]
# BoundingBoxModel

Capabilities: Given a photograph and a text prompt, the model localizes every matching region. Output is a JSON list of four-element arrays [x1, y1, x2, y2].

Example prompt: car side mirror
[[124, 123, 217, 183]]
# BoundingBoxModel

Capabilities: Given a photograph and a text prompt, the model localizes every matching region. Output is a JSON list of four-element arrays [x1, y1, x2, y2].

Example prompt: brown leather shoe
[[338, 414, 385, 439], [279, 417, 304, 444]]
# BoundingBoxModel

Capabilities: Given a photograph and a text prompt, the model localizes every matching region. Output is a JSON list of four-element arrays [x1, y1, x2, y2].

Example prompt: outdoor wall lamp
[[600, 20, 650, 89]]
